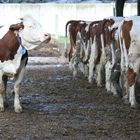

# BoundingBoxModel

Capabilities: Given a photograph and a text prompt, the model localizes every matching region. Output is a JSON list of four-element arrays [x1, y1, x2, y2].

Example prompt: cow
[[65, 20, 85, 61], [88, 17, 124, 90], [105, 16, 140, 108], [69, 20, 91, 77], [103, 17, 124, 97], [68, 20, 101, 78], [118, 16, 140, 108], [88, 19, 111, 85], [0, 15, 51, 113]]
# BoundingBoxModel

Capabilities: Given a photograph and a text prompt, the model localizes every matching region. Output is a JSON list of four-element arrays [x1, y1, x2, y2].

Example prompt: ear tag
[[19, 46, 26, 55]]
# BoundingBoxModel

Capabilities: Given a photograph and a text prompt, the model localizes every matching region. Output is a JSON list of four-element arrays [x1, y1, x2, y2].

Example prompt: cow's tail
[[64, 20, 72, 58], [118, 19, 125, 71]]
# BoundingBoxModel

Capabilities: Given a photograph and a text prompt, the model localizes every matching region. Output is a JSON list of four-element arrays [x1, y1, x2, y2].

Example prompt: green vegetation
[[58, 36, 70, 43]]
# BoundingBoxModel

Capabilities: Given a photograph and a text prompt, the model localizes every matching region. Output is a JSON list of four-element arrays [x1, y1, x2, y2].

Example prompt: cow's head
[[19, 15, 51, 50]]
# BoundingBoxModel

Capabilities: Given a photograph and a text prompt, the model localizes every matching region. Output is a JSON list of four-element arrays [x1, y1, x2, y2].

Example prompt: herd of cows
[[65, 16, 140, 109], [1, 14, 140, 113]]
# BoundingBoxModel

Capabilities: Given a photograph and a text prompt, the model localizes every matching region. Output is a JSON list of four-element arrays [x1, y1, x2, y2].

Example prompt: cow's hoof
[[107, 91, 112, 94], [0, 107, 4, 112], [113, 93, 120, 98], [15, 107, 23, 113], [97, 83, 102, 87], [73, 72, 78, 77], [113, 92, 122, 98], [123, 97, 129, 105], [131, 104, 140, 109], [88, 79, 93, 84]]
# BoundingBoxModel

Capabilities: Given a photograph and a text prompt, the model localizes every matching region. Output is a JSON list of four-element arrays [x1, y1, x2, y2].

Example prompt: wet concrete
[[1, 64, 140, 140]]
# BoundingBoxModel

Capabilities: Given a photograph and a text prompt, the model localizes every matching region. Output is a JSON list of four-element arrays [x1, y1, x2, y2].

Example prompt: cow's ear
[[9, 24, 17, 31], [9, 23, 24, 31]]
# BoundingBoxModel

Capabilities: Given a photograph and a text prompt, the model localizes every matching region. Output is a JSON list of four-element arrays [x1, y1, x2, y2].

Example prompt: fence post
[[138, 0, 140, 15]]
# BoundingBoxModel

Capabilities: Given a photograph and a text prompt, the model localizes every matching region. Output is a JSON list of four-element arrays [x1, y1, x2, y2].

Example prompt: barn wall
[[0, 3, 137, 36]]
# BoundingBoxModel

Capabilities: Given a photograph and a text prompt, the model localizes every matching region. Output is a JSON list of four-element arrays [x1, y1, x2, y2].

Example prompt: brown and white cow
[[88, 18, 113, 85], [106, 16, 140, 107], [0, 15, 51, 113], [118, 16, 140, 108], [103, 17, 124, 96], [65, 20, 86, 61], [69, 21, 91, 77], [68, 20, 102, 78]]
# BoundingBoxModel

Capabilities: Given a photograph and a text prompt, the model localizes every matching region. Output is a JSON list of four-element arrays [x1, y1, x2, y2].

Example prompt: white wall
[[0, 3, 137, 36]]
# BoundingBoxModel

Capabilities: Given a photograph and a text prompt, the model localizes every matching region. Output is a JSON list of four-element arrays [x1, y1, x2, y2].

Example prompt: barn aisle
[[0, 62, 140, 140]]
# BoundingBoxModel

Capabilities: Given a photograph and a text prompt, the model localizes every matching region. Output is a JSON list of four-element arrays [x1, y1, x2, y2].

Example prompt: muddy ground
[[0, 42, 140, 140]]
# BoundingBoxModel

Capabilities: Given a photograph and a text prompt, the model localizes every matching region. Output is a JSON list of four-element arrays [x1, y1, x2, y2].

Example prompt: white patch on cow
[[119, 29, 126, 72], [95, 33, 107, 86], [116, 19, 126, 73], [110, 84, 118, 96], [100, 34, 105, 55], [105, 61, 113, 92], [128, 54, 140, 108], [110, 43, 115, 65], [0, 92, 4, 111], [78, 62, 85, 74], [77, 32, 84, 59], [0, 71, 4, 111], [96, 64, 102, 87], [101, 36, 107, 65], [129, 21, 140, 55], [85, 22, 91, 33], [88, 36, 97, 83], [0, 46, 24, 75], [110, 17, 124, 30], [14, 58, 27, 113], [70, 35, 82, 77], [14, 91, 22, 113], [129, 84, 137, 108], [80, 21, 85, 24], [83, 39, 90, 62], [19, 15, 48, 50], [84, 64, 89, 78], [123, 39, 129, 68]]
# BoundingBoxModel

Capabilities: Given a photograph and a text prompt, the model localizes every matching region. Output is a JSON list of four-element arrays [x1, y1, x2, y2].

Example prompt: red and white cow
[[69, 21, 92, 77], [118, 16, 140, 108], [104, 17, 124, 96], [0, 15, 51, 113], [65, 20, 85, 61], [105, 16, 140, 107]]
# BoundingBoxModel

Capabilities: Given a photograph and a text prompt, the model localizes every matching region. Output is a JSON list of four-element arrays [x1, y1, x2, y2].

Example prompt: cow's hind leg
[[0, 72, 5, 112], [127, 67, 138, 108], [110, 69, 122, 97], [127, 55, 140, 108], [14, 66, 26, 113], [105, 61, 113, 92], [2, 75, 8, 107]]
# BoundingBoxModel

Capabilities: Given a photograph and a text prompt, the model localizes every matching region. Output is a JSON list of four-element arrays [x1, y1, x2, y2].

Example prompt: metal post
[[115, 0, 125, 17], [137, 0, 140, 16]]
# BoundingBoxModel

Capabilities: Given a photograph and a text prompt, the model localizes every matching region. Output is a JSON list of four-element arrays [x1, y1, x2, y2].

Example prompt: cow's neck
[[0, 30, 27, 75], [0, 30, 20, 62]]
